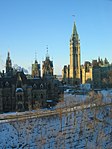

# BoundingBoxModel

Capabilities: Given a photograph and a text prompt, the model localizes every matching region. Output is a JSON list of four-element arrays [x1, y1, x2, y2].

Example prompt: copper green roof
[[72, 22, 78, 38]]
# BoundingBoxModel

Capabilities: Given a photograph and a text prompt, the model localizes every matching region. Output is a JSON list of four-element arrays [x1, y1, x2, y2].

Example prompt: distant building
[[42, 51, 53, 78], [81, 61, 93, 84], [62, 22, 112, 89], [81, 58, 112, 89], [92, 57, 112, 89], [62, 65, 70, 84], [32, 59, 41, 78], [69, 22, 81, 85], [0, 52, 63, 113], [62, 21, 81, 85]]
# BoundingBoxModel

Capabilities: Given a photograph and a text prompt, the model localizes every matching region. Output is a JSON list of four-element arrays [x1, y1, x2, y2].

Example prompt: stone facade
[[32, 60, 41, 78], [62, 22, 81, 85], [92, 58, 112, 89], [81, 58, 112, 89], [0, 52, 63, 113], [81, 61, 93, 84], [62, 22, 112, 89], [62, 65, 70, 84], [69, 22, 81, 85], [42, 52, 53, 77]]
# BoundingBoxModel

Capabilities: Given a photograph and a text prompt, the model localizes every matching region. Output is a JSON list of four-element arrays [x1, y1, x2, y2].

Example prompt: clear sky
[[0, 0, 112, 75]]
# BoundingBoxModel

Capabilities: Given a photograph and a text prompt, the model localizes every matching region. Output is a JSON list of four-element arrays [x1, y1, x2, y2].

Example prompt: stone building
[[42, 51, 53, 77], [69, 22, 81, 85], [32, 59, 41, 78], [92, 58, 112, 89], [62, 21, 81, 85], [81, 58, 112, 89], [62, 22, 112, 89], [0, 52, 62, 113], [62, 65, 70, 84], [81, 61, 93, 84]]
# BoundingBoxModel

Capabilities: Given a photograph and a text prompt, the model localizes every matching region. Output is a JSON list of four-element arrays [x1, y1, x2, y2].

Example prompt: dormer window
[[40, 84, 43, 89], [33, 83, 37, 88]]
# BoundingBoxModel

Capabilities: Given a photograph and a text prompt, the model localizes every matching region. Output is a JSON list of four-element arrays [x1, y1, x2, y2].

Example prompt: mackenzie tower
[[69, 22, 81, 85]]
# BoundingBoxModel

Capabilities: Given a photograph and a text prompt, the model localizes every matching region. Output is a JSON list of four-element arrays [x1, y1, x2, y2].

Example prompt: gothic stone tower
[[69, 22, 81, 85], [32, 60, 41, 78], [42, 51, 53, 78]]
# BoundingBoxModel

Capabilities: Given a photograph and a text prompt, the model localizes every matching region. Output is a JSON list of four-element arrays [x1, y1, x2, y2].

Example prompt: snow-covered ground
[[0, 89, 112, 149]]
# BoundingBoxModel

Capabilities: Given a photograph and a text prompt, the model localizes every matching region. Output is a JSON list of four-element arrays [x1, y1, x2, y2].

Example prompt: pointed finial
[[35, 51, 37, 60], [7, 49, 11, 60], [46, 45, 49, 59], [71, 15, 78, 35], [35, 50, 38, 63], [8, 49, 10, 58], [72, 22, 77, 35], [46, 45, 48, 51]]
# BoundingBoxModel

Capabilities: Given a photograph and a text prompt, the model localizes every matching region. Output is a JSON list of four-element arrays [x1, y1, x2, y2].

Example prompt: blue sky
[[0, 0, 112, 75]]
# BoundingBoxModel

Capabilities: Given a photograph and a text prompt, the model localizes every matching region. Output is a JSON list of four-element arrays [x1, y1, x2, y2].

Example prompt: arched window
[[40, 84, 43, 89]]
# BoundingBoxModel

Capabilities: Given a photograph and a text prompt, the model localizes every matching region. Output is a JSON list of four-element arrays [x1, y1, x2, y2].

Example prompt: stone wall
[[0, 104, 111, 149]]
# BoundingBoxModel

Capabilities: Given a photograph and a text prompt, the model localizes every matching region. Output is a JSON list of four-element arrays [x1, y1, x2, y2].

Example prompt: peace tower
[[69, 22, 81, 85]]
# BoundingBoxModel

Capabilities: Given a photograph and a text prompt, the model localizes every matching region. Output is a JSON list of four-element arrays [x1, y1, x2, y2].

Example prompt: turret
[[6, 51, 12, 73], [32, 60, 41, 78], [42, 50, 53, 78]]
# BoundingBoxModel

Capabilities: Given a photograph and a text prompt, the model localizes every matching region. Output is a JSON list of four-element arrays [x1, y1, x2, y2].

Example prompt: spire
[[71, 15, 79, 39], [8, 51, 10, 58], [35, 51, 37, 63], [70, 20, 81, 85], [6, 51, 12, 73], [72, 22, 78, 37], [46, 45, 49, 59], [7, 51, 11, 60]]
